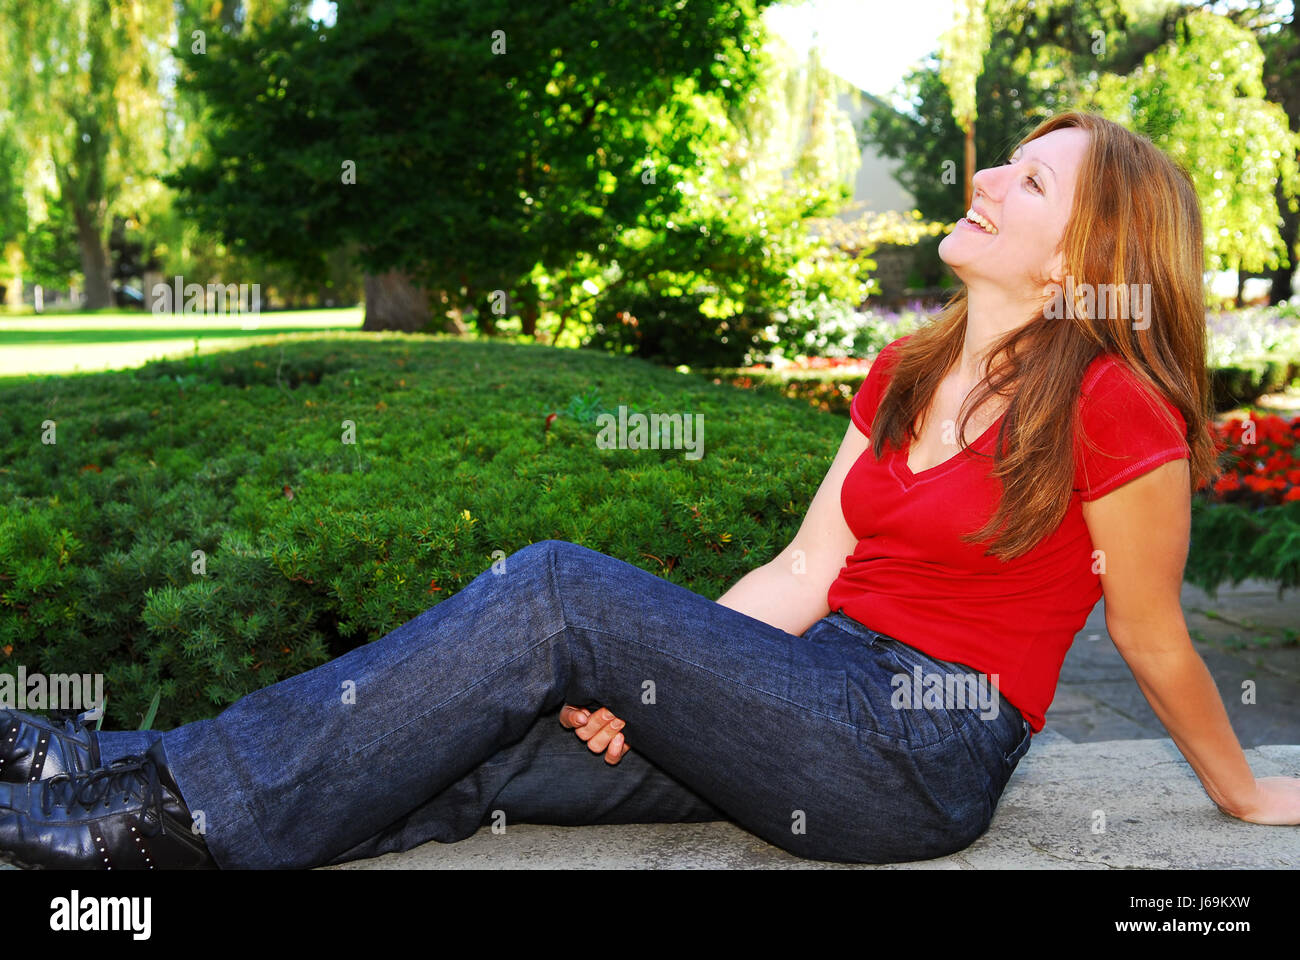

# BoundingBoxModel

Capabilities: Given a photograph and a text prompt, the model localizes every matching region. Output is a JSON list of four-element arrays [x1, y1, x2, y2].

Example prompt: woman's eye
[[1025, 176, 1042, 193]]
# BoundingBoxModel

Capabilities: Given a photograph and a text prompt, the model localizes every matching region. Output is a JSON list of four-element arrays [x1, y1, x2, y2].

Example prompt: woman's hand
[[1227, 776, 1300, 825], [559, 704, 630, 765]]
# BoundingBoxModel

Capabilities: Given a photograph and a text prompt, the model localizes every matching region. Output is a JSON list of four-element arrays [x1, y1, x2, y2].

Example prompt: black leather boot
[[0, 708, 101, 783], [0, 741, 217, 869]]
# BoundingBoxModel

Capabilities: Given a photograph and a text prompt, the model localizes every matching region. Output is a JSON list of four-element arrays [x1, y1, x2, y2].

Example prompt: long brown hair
[[869, 110, 1220, 561]]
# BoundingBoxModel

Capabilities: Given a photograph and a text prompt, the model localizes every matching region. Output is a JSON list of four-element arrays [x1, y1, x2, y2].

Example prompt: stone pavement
[[1047, 579, 1300, 746], [322, 577, 1300, 870]]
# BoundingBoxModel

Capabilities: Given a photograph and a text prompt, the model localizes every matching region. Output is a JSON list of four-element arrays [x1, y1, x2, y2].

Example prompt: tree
[[0, 0, 174, 308], [939, 0, 991, 210], [1188, 0, 1300, 302], [1090, 8, 1300, 278], [582, 32, 872, 365], [168, 0, 780, 332], [0, 121, 28, 303]]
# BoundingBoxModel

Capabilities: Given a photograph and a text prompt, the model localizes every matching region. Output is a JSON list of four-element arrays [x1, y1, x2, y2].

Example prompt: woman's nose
[[970, 167, 997, 201]]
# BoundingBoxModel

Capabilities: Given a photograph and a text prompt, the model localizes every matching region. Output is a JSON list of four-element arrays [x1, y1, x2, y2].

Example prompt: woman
[[2, 110, 1297, 869]]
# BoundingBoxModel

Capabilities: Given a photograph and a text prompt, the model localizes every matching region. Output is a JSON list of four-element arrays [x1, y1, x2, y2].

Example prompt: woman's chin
[[937, 234, 965, 269]]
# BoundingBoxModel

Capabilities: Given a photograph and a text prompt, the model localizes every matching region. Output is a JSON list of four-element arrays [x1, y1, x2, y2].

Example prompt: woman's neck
[[958, 285, 1038, 383]]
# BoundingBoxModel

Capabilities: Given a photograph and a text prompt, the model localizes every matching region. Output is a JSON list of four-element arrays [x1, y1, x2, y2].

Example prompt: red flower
[[1213, 474, 1240, 494]]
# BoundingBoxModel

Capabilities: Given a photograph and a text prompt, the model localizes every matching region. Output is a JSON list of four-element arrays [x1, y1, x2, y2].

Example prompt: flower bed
[[1201, 414, 1300, 505]]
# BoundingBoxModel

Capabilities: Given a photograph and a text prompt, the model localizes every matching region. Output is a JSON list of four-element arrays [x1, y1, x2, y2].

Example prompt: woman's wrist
[[1212, 778, 1259, 820]]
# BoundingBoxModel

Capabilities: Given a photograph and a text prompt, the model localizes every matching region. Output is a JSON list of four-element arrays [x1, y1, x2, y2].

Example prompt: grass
[[0, 307, 364, 379]]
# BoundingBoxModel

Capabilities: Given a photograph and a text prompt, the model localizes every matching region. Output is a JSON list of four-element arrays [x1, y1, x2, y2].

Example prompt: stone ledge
[[321, 738, 1300, 869]]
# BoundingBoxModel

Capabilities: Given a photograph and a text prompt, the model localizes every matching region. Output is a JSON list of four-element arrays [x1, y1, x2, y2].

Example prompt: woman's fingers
[[583, 714, 625, 754], [560, 705, 630, 763], [573, 706, 616, 741], [558, 704, 591, 729], [605, 732, 629, 765]]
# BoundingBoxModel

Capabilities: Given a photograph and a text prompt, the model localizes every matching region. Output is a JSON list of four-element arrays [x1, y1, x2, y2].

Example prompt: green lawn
[[0, 307, 364, 379]]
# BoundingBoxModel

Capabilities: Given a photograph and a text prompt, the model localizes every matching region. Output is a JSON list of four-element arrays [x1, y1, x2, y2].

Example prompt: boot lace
[[42, 754, 168, 838]]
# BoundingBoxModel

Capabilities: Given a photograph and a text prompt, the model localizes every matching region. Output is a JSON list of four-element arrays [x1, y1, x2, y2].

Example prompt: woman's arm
[[1082, 458, 1260, 817], [716, 419, 869, 636]]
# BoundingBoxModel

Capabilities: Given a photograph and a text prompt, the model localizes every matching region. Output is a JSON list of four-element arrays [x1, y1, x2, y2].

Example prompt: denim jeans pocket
[[952, 692, 1032, 792], [1002, 716, 1033, 769]]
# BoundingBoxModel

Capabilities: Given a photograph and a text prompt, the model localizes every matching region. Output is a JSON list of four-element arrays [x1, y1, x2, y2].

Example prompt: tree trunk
[[73, 205, 112, 310], [363, 270, 433, 331], [1267, 178, 1298, 305], [963, 120, 976, 212], [4, 243, 22, 307]]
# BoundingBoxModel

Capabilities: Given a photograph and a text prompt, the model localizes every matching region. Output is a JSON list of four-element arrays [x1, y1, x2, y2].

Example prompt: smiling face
[[938, 127, 1091, 295]]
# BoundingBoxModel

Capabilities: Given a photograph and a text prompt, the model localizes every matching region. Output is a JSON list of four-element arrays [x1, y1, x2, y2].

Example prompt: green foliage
[[1186, 498, 1300, 598], [586, 291, 761, 368], [0, 337, 839, 728], [0, 0, 177, 305], [1090, 8, 1300, 274], [0, 123, 25, 258], [139, 689, 160, 731], [939, 0, 991, 128], [17, 190, 81, 289], [169, 1, 871, 350], [168, 0, 778, 307], [560, 386, 616, 425]]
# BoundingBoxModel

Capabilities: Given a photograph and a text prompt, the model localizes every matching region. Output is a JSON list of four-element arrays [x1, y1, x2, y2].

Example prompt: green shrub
[[1186, 498, 1300, 597]]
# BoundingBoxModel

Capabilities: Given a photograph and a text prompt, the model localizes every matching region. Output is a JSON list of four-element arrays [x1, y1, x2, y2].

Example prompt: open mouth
[[963, 208, 998, 235]]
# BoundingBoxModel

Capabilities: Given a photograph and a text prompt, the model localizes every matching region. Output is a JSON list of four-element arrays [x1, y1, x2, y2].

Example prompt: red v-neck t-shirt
[[825, 335, 1190, 732]]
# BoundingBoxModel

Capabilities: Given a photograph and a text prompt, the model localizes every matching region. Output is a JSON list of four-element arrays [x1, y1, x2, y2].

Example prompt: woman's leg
[[154, 539, 1008, 868], [95, 729, 162, 757], [320, 707, 728, 866]]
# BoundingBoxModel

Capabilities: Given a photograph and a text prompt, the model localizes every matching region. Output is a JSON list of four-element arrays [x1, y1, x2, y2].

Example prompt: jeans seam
[[546, 539, 575, 705]]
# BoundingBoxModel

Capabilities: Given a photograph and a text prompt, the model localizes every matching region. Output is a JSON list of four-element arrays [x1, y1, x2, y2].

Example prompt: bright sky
[[308, 0, 953, 97], [764, 0, 956, 96]]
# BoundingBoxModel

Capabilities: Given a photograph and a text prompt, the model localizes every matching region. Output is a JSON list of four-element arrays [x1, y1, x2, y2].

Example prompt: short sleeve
[[1073, 358, 1190, 502], [849, 336, 909, 438]]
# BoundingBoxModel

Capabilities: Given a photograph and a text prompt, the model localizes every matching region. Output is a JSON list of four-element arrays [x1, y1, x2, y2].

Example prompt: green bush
[[585, 290, 762, 368], [0, 335, 839, 729], [1186, 498, 1300, 597]]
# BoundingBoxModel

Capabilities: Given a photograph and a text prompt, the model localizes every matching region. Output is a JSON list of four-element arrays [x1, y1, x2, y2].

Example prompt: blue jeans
[[96, 540, 1033, 867]]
